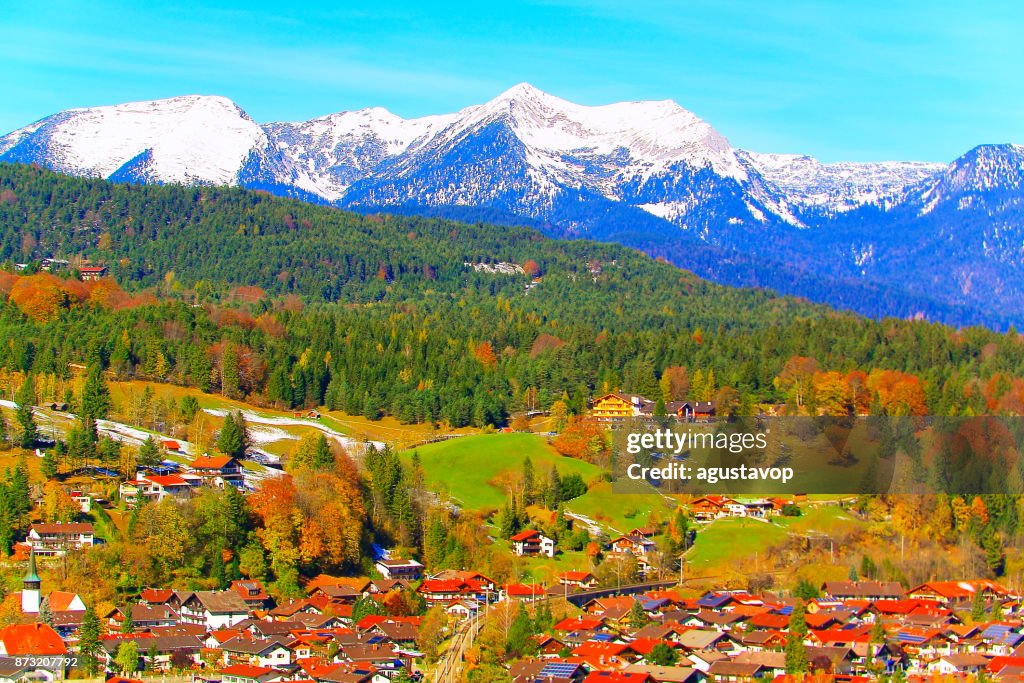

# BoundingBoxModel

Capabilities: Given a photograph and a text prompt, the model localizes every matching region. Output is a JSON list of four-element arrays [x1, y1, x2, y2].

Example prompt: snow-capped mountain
[[1, 85, 935, 233], [739, 150, 945, 216], [3, 86, 1023, 327], [0, 95, 281, 186]]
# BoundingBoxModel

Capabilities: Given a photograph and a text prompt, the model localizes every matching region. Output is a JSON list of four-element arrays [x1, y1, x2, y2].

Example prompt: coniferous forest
[[2, 161, 1024, 424]]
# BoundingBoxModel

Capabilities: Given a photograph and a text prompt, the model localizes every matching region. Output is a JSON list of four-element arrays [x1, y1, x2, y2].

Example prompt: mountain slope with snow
[[0, 95, 285, 186], [3, 87, 1024, 327]]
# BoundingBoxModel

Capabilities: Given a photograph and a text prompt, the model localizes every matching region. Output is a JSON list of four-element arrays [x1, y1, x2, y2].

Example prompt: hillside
[[2, 164, 1024, 425]]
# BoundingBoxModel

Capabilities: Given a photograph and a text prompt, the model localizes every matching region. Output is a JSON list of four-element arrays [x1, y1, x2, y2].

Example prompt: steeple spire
[[22, 546, 41, 613], [25, 546, 40, 583]]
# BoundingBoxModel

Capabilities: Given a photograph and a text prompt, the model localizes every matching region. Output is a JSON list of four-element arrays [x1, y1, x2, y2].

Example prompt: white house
[[179, 591, 250, 630], [510, 530, 555, 558], [27, 523, 95, 556]]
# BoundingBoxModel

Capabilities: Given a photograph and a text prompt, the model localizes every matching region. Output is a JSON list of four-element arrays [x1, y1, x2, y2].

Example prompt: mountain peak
[[933, 143, 1024, 195], [493, 82, 550, 102]]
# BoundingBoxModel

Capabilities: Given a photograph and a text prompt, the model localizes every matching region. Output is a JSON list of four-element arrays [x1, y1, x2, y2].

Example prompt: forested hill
[[0, 162, 821, 333], [1, 162, 1023, 423]]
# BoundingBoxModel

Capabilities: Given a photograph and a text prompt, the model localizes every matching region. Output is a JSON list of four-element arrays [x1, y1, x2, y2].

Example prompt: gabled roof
[[219, 664, 274, 679], [144, 474, 191, 488], [909, 580, 1012, 599], [140, 588, 176, 604], [190, 590, 250, 614], [190, 455, 237, 470], [46, 591, 82, 612], [505, 583, 547, 597], [29, 522, 95, 535], [0, 623, 68, 655]]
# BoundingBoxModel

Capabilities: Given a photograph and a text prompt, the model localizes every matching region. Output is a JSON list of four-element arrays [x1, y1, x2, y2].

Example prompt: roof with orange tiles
[[190, 455, 237, 470], [219, 664, 274, 679], [555, 617, 605, 632], [0, 623, 68, 655]]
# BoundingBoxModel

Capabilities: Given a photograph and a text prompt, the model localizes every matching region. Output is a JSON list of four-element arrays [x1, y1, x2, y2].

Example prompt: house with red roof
[[558, 571, 599, 590], [189, 455, 244, 486], [583, 672, 653, 683], [504, 583, 547, 602], [79, 266, 108, 281], [908, 580, 1015, 608], [120, 473, 198, 507], [0, 623, 68, 657], [510, 529, 555, 558], [231, 580, 272, 609], [418, 578, 489, 607], [687, 496, 739, 521], [219, 663, 285, 683], [27, 522, 95, 556]]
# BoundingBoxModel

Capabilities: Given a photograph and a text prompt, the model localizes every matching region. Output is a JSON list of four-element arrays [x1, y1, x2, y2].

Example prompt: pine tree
[[9, 458, 31, 528], [505, 603, 538, 658], [217, 411, 247, 458], [121, 606, 135, 633], [971, 589, 987, 622], [78, 606, 102, 675], [41, 450, 58, 479], [628, 600, 648, 628], [546, 466, 562, 508], [80, 365, 111, 420], [14, 375, 37, 449], [310, 434, 334, 470], [522, 456, 535, 505], [179, 395, 200, 422], [38, 597, 54, 627], [0, 412, 8, 449], [138, 435, 163, 467], [784, 633, 809, 673]]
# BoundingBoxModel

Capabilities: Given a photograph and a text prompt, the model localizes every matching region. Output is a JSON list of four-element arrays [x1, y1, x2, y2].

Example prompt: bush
[[781, 503, 802, 517]]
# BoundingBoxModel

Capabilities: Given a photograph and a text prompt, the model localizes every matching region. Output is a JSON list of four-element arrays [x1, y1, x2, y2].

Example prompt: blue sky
[[1, 0, 1020, 162]]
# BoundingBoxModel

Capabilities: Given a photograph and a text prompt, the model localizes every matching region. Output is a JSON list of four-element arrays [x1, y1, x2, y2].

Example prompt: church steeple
[[22, 546, 40, 614]]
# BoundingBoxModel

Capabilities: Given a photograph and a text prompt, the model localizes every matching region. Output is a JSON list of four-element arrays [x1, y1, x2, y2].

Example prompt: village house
[[78, 266, 108, 281], [591, 393, 717, 427], [557, 571, 600, 591], [666, 401, 716, 423], [220, 636, 293, 668], [219, 663, 285, 683], [908, 580, 1015, 608], [511, 529, 556, 558], [178, 591, 250, 630], [374, 558, 424, 581], [230, 580, 272, 610], [119, 473, 198, 508], [188, 455, 245, 488], [68, 490, 92, 513], [26, 522, 95, 556], [591, 393, 652, 425], [609, 533, 657, 558], [0, 623, 68, 678], [504, 583, 548, 602], [822, 581, 907, 601], [686, 496, 740, 521]]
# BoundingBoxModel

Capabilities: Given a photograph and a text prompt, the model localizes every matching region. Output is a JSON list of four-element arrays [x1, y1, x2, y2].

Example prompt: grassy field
[[685, 504, 862, 570], [563, 481, 672, 535], [401, 433, 603, 510]]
